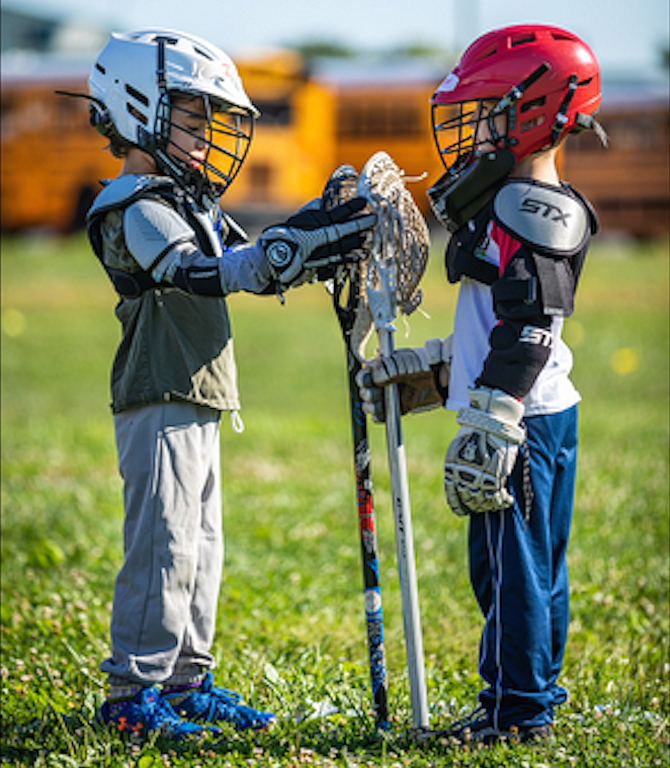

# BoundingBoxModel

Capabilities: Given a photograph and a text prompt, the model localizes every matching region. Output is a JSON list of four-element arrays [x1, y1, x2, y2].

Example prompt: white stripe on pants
[[101, 402, 223, 687]]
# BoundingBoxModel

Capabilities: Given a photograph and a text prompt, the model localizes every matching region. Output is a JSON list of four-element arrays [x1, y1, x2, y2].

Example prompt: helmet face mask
[[432, 100, 509, 178], [151, 92, 254, 202], [89, 29, 258, 203]]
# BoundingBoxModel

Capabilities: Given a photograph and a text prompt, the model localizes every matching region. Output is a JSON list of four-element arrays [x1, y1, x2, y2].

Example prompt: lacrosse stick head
[[357, 152, 430, 341], [322, 164, 359, 212], [322, 164, 375, 362]]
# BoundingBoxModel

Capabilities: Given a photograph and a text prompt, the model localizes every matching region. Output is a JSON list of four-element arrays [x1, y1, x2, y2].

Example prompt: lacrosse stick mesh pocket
[[322, 154, 430, 363], [357, 152, 430, 354]]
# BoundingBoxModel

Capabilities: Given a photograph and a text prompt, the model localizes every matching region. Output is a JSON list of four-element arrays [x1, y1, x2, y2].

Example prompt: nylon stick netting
[[355, 152, 430, 360]]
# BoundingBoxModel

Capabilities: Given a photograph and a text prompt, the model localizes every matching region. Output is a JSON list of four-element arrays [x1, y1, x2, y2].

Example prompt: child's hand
[[261, 199, 376, 287], [444, 386, 525, 516], [356, 337, 452, 422]]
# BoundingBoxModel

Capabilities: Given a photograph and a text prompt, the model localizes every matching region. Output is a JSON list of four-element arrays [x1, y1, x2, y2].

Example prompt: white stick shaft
[[379, 327, 429, 731]]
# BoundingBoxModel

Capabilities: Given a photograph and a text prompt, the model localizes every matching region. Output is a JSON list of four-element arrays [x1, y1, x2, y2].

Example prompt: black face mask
[[426, 149, 516, 233]]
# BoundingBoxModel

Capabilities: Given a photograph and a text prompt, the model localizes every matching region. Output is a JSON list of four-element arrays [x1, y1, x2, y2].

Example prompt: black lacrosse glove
[[260, 198, 376, 287]]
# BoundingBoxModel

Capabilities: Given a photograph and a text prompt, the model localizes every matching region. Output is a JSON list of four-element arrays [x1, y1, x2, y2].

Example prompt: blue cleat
[[98, 685, 214, 740], [163, 672, 276, 731]]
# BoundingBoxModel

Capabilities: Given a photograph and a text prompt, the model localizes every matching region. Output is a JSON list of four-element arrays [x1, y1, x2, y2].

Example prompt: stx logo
[[520, 197, 571, 226], [519, 326, 553, 347]]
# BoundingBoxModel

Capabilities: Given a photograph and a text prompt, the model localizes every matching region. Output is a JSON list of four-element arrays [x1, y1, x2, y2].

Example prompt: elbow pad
[[477, 320, 552, 399], [172, 260, 225, 296]]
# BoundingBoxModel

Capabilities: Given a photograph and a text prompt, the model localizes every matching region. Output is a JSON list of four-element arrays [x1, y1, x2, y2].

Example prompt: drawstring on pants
[[519, 437, 534, 526]]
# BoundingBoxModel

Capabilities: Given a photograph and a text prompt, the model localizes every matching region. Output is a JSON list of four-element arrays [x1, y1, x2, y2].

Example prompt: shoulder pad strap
[[221, 212, 248, 246], [492, 180, 590, 258], [86, 175, 176, 222]]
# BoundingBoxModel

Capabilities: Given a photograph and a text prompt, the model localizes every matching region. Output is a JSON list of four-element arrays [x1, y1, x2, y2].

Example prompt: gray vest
[[87, 176, 240, 414]]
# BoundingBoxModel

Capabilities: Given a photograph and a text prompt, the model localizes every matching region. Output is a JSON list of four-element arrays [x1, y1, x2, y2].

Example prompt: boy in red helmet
[[358, 24, 607, 744]]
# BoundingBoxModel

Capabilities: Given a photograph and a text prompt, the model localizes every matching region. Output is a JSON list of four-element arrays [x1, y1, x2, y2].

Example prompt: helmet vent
[[520, 115, 545, 133], [520, 96, 546, 113], [125, 84, 149, 107], [476, 45, 497, 61], [193, 46, 215, 61], [511, 33, 535, 47], [126, 103, 148, 125], [95, 62, 106, 75]]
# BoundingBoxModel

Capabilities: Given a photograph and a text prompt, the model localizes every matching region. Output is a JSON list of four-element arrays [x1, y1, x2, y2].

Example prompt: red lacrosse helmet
[[431, 24, 603, 172]]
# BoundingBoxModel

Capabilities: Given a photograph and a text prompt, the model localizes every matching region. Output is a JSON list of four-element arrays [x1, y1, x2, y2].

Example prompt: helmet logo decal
[[437, 73, 459, 94], [219, 61, 235, 79]]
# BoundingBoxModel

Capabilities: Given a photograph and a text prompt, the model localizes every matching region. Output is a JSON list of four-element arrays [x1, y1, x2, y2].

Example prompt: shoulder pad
[[123, 198, 196, 272], [566, 183, 600, 236], [492, 180, 591, 258], [86, 175, 175, 222]]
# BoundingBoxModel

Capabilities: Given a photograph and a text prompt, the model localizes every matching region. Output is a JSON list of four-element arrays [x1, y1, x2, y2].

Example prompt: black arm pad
[[476, 319, 552, 399], [172, 263, 224, 297]]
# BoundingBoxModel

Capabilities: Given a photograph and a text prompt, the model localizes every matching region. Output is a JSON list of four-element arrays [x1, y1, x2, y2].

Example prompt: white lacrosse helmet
[[89, 29, 259, 201]]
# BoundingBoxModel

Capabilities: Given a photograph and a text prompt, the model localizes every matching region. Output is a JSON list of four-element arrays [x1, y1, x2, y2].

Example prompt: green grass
[[1, 232, 668, 767]]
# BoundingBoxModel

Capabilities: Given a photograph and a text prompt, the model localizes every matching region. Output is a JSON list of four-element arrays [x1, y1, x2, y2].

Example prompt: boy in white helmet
[[84, 29, 375, 740], [358, 24, 606, 744]]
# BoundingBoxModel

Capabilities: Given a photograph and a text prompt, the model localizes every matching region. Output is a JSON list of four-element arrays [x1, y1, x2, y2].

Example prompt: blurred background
[[1, 0, 668, 238]]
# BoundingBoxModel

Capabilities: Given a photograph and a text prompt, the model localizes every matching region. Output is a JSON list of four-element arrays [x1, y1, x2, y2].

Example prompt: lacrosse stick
[[322, 165, 389, 730], [357, 151, 431, 733]]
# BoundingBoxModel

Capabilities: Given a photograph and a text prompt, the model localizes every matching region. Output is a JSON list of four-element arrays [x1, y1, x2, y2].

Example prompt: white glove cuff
[[423, 335, 453, 367], [456, 408, 526, 445], [468, 387, 525, 425]]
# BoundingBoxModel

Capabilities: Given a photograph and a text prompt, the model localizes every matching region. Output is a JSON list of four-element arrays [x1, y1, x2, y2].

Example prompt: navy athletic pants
[[468, 405, 579, 729]]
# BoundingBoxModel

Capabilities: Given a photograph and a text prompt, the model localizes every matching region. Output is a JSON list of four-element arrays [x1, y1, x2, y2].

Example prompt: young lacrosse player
[[84, 29, 375, 740], [358, 24, 607, 744]]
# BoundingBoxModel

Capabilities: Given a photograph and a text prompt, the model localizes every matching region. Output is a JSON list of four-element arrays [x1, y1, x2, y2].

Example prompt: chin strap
[[552, 73, 609, 149], [551, 74, 579, 145], [574, 112, 609, 147], [55, 90, 118, 140]]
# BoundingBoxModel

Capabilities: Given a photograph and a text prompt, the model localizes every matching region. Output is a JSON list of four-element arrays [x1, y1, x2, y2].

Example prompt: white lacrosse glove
[[444, 386, 525, 516], [261, 198, 376, 287], [356, 336, 453, 422]]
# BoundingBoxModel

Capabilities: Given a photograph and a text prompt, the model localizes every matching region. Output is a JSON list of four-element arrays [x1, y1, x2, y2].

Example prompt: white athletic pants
[[101, 402, 223, 688]]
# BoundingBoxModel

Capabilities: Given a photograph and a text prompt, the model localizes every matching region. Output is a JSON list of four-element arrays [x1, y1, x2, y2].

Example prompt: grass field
[[1, 231, 668, 767]]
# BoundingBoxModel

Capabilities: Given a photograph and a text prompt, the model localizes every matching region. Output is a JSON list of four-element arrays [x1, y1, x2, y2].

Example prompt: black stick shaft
[[323, 161, 389, 727], [344, 345, 389, 728]]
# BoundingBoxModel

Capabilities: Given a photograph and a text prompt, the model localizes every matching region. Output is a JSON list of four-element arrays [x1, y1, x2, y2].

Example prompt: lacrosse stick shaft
[[344, 347, 390, 728], [322, 163, 389, 728], [378, 327, 430, 732], [355, 149, 431, 732]]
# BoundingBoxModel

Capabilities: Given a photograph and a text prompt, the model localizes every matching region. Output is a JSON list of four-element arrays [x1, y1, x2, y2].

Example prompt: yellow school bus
[[2, 50, 667, 238], [225, 49, 338, 221], [322, 59, 445, 216], [1, 55, 122, 233], [0, 50, 338, 234]]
